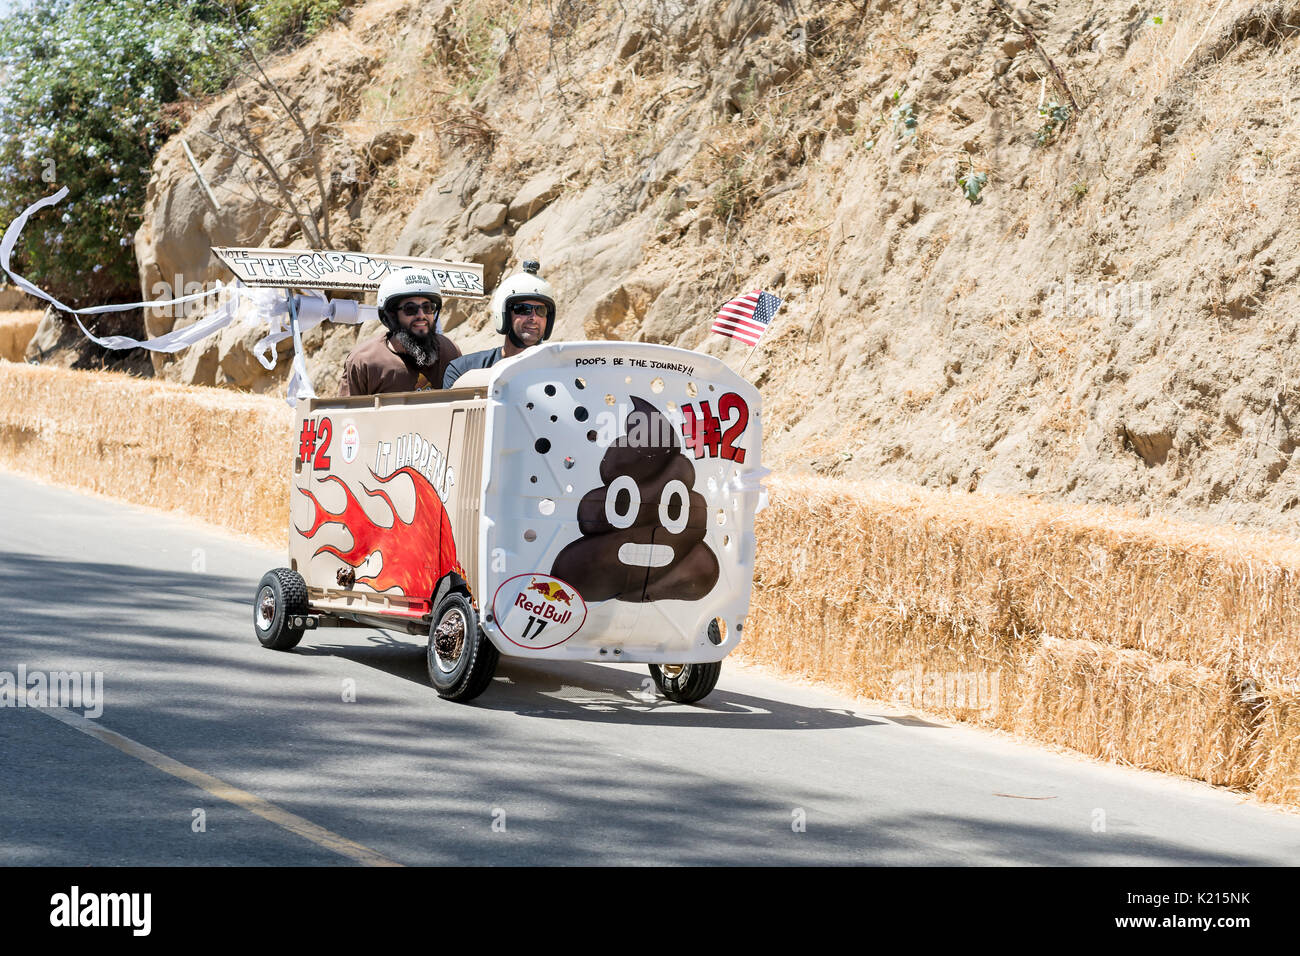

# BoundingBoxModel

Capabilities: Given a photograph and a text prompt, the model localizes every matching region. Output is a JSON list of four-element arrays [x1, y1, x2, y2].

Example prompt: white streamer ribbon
[[0, 187, 236, 350], [0, 188, 385, 406]]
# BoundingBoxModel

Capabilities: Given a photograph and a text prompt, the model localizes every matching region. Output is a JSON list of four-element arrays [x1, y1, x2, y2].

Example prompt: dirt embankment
[[19, 0, 1300, 533]]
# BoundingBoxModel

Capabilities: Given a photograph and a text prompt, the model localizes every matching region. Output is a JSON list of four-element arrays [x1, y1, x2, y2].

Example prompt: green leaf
[[959, 171, 987, 204]]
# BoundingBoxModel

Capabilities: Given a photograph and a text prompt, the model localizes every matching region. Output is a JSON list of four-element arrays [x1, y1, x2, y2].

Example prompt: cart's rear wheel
[[427, 590, 498, 702], [648, 661, 721, 704], [253, 568, 307, 651]]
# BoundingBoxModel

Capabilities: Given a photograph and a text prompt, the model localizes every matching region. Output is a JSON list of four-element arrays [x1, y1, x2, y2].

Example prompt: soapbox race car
[[252, 338, 767, 704]]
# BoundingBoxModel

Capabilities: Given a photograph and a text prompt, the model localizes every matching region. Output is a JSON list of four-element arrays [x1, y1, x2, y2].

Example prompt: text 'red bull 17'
[[247, 262, 767, 703]]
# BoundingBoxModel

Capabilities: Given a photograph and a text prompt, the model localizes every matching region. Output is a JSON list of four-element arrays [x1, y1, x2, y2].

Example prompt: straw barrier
[[2, 362, 1297, 805], [0, 362, 292, 542], [743, 477, 1300, 804]]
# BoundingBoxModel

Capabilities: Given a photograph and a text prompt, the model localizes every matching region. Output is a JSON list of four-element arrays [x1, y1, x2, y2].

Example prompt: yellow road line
[[26, 694, 402, 867]]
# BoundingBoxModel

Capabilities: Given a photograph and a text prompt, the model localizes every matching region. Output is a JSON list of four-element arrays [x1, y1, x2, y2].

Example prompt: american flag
[[712, 290, 782, 347]]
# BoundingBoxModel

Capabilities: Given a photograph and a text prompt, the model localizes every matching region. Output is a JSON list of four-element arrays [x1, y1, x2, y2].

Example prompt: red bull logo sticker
[[340, 421, 360, 463], [491, 573, 587, 649]]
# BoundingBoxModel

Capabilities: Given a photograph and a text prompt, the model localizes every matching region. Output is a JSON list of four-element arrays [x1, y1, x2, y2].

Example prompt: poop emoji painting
[[551, 396, 719, 602]]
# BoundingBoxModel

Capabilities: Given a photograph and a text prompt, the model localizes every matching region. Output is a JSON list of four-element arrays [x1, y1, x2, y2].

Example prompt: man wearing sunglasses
[[340, 267, 462, 396], [442, 260, 556, 388]]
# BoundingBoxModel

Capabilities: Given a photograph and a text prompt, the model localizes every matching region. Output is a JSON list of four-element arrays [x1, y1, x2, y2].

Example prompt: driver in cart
[[442, 261, 555, 388]]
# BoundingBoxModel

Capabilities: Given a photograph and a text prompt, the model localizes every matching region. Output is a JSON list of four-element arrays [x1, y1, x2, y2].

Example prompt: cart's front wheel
[[427, 591, 498, 702], [253, 568, 307, 651], [648, 661, 721, 704]]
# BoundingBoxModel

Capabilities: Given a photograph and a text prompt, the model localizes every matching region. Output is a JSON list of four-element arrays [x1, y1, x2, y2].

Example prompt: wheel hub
[[257, 586, 276, 630], [660, 664, 686, 679], [433, 608, 467, 674]]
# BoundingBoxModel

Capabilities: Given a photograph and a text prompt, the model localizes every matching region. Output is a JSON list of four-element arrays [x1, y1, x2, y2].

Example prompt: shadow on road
[[301, 634, 885, 731], [3, 545, 1295, 866]]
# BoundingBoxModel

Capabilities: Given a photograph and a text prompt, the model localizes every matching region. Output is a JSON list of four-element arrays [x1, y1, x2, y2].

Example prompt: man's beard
[[392, 327, 435, 366]]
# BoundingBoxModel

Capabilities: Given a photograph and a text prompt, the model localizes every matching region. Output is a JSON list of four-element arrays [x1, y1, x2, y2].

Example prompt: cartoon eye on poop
[[551, 396, 719, 602]]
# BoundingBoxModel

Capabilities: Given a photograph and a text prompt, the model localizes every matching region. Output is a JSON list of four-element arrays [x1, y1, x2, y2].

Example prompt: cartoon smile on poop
[[551, 396, 719, 602]]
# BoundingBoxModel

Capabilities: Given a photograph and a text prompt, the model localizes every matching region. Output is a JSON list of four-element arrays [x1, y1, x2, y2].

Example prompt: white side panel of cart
[[475, 342, 766, 663]]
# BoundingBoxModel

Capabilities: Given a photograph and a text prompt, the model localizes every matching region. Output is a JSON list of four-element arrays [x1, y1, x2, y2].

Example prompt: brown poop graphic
[[551, 396, 719, 602]]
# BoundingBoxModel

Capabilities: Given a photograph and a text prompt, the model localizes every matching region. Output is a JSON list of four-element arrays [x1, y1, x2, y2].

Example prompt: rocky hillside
[[119, 0, 1300, 531]]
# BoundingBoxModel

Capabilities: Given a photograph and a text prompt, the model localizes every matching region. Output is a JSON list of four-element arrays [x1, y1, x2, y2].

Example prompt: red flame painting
[[296, 466, 461, 599]]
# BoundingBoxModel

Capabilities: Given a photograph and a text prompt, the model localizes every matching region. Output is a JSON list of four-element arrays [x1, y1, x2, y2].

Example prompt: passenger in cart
[[340, 267, 462, 396]]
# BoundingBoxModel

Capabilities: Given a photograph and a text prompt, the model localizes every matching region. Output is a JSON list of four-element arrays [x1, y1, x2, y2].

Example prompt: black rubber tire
[[426, 591, 499, 702], [253, 568, 308, 651], [648, 661, 722, 704]]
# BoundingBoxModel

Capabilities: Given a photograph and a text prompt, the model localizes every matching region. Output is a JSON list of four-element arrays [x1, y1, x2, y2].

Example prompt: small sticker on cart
[[340, 421, 360, 463], [492, 573, 588, 649]]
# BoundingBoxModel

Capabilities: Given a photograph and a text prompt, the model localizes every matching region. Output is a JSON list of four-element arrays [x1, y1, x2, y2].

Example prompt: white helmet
[[491, 260, 556, 342], [376, 267, 443, 333]]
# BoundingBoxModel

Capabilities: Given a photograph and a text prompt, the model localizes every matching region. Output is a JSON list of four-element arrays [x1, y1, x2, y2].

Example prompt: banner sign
[[212, 248, 485, 298]]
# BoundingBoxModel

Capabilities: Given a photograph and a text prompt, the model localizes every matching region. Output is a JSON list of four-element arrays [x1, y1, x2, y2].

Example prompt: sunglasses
[[400, 301, 440, 316], [510, 302, 548, 318]]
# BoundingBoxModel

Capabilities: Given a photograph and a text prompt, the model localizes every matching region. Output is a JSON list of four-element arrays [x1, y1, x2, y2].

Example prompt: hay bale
[[745, 474, 1298, 805], [1015, 636, 1259, 788], [0, 363, 291, 545], [1251, 690, 1300, 805], [739, 596, 1025, 725], [754, 474, 1300, 675], [0, 310, 43, 362]]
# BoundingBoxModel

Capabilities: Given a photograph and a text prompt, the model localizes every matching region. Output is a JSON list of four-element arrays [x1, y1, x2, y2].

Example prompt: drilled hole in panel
[[544, 384, 557, 397], [575, 377, 586, 389], [539, 499, 556, 516], [523, 529, 537, 542], [716, 509, 726, 526], [686, 382, 698, 398], [526, 402, 534, 410], [563, 456, 575, 469], [708, 618, 727, 646], [550, 414, 558, 422], [650, 376, 664, 393], [586, 430, 598, 442], [535, 438, 551, 453], [574, 406, 589, 421], [625, 376, 632, 384], [529, 475, 538, 484], [605, 394, 616, 405], [565, 484, 573, 494]]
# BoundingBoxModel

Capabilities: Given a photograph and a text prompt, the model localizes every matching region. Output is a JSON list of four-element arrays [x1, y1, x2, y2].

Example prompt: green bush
[[251, 0, 344, 50], [0, 0, 347, 305], [0, 1, 240, 303]]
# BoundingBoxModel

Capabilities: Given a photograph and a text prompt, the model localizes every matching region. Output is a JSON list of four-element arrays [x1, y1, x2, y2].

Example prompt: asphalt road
[[2, 471, 1299, 866]]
